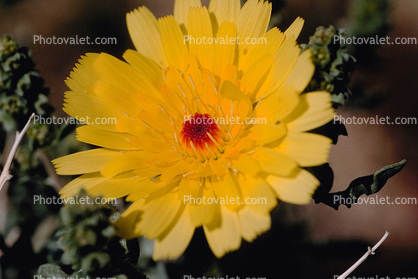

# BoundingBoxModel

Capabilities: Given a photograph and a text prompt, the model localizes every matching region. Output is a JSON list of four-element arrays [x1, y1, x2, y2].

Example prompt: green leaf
[[314, 160, 406, 209]]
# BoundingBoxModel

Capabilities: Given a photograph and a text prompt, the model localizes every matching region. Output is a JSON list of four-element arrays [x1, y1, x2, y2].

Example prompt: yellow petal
[[63, 91, 118, 131], [238, 207, 270, 242], [160, 159, 195, 182], [203, 206, 241, 258], [187, 6, 214, 70], [283, 49, 315, 93], [266, 168, 319, 204], [136, 192, 182, 239], [87, 172, 150, 199], [239, 27, 285, 72], [123, 49, 165, 99], [76, 125, 171, 152], [115, 200, 145, 239], [277, 132, 332, 167], [284, 91, 334, 132], [212, 21, 238, 77], [251, 147, 298, 177], [174, 0, 202, 29], [158, 15, 188, 69], [126, 6, 166, 65], [153, 205, 195, 260], [208, 0, 240, 30], [269, 36, 300, 93], [231, 154, 261, 176], [240, 53, 274, 98], [256, 86, 300, 123], [249, 123, 287, 146], [101, 151, 149, 179], [237, 175, 277, 214], [236, 0, 271, 46], [284, 17, 304, 40], [59, 172, 107, 198], [53, 149, 120, 175], [210, 173, 242, 210], [189, 184, 219, 226]]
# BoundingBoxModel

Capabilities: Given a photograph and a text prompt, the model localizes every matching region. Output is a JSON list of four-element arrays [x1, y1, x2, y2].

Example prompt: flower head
[[54, 0, 334, 260]]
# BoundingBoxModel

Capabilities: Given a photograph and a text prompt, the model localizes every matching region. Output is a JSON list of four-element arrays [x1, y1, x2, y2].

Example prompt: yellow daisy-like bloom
[[54, 0, 334, 260]]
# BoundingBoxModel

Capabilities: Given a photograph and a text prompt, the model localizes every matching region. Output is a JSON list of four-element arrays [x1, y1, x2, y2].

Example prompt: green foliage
[[0, 34, 53, 132], [37, 190, 147, 279], [313, 160, 407, 210], [302, 26, 356, 107]]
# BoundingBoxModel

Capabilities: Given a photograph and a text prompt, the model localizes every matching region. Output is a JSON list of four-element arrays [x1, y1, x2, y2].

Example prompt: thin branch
[[0, 113, 35, 191], [337, 231, 390, 279], [37, 150, 65, 192]]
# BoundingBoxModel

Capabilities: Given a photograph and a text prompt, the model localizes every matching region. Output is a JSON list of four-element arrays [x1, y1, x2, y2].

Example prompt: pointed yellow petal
[[232, 154, 261, 176], [251, 147, 298, 177], [284, 17, 304, 40], [257, 86, 300, 123], [115, 200, 145, 239], [277, 132, 332, 167], [101, 152, 149, 178], [212, 21, 238, 77], [284, 91, 334, 132], [127, 6, 166, 65], [210, 173, 242, 210], [153, 205, 195, 260], [160, 159, 195, 182], [239, 27, 285, 72], [208, 0, 240, 29], [236, 0, 271, 40], [158, 15, 188, 69], [123, 49, 165, 99], [238, 175, 277, 215], [53, 149, 120, 175], [187, 6, 214, 70], [240, 53, 274, 97], [266, 168, 319, 204], [236, 0, 271, 56], [283, 49, 315, 93], [174, 0, 202, 29], [76, 125, 171, 152], [249, 123, 287, 146], [238, 207, 270, 242], [189, 184, 219, 226], [203, 206, 241, 258], [59, 172, 107, 198], [269, 36, 300, 92], [136, 192, 182, 239]]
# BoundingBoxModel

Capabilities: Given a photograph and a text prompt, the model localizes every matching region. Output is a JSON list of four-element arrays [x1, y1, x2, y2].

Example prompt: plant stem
[[337, 231, 389, 279], [0, 113, 35, 191]]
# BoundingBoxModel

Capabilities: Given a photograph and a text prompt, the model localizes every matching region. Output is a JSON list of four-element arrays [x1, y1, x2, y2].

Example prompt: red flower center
[[180, 113, 221, 150]]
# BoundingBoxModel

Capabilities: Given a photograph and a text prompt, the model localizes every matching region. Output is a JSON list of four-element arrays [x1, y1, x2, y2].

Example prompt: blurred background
[[0, 0, 417, 278]]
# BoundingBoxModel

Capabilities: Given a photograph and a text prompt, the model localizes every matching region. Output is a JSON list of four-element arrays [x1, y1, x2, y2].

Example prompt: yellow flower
[[54, 0, 334, 260]]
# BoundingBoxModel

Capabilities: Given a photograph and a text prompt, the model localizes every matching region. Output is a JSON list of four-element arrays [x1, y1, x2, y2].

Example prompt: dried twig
[[337, 231, 390, 279], [0, 113, 35, 191]]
